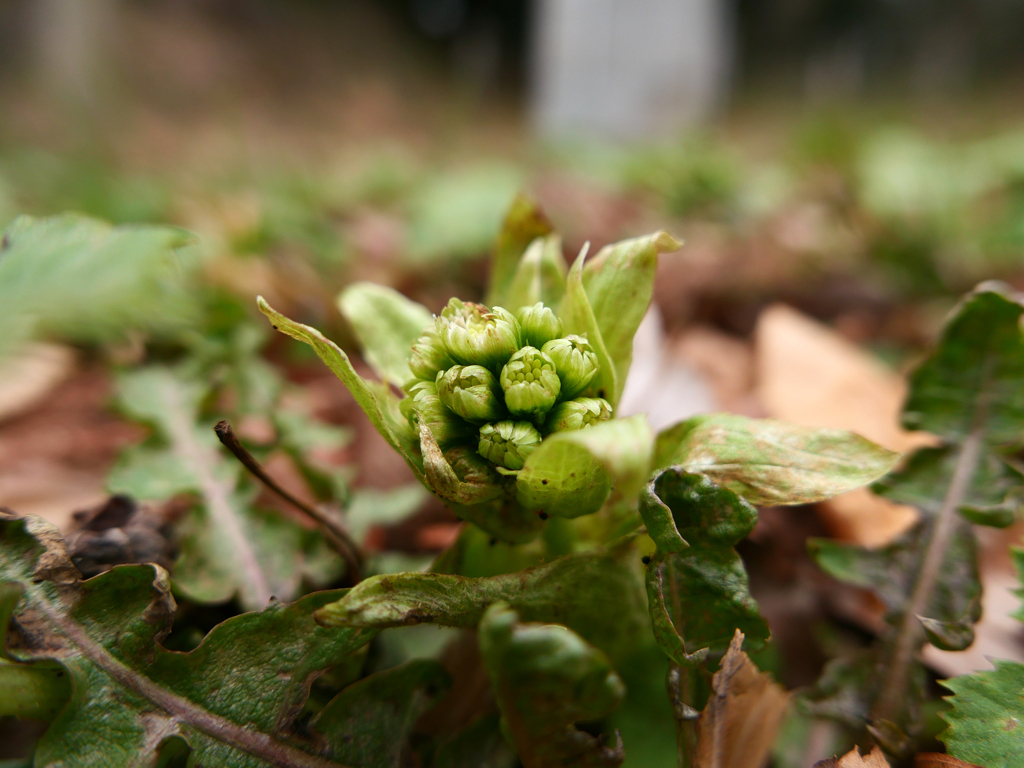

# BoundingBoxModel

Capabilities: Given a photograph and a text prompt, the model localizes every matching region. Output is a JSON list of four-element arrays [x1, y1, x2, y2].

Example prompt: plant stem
[[871, 419, 985, 727], [214, 420, 363, 584]]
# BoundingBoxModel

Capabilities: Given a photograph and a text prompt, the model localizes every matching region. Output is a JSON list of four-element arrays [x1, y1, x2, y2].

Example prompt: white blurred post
[[33, 0, 115, 105], [530, 0, 733, 140]]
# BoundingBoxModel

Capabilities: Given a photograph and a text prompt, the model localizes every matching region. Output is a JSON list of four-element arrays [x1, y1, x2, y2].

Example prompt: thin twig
[[214, 420, 362, 584]]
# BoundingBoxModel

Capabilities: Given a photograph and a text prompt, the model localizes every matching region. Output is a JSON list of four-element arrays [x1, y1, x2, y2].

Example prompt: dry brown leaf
[[695, 629, 791, 768], [913, 754, 982, 768], [755, 304, 935, 546], [0, 343, 76, 423], [813, 746, 891, 768]]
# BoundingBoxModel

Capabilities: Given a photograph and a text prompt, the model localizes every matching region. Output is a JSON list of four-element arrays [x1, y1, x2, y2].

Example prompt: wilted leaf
[[655, 413, 902, 506], [558, 248, 619, 407], [581, 231, 682, 397], [516, 415, 653, 519], [0, 214, 199, 360], [940, 659, 1024, 768], [479, 602, 625, 768], [813, 746, 891, 768], [694, 630, 790, 768], [338, 282, 433, 387], [502, 234, 568, 311], [486, 194, 554, 309], [0, 512, 376, 767], [110, 367, 344, 609], [316, 537, 648, 665], [914, 755, 982, 768], [639, 469, 769, 664], [259, 296, 424, 481]]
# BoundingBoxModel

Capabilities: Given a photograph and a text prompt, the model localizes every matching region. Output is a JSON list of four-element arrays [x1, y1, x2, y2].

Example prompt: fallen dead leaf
[[695, 629, 791, 768], [755, 303, 935, 546], [913, 754, 982, 768], [0, 343, 76, 422], [813, 746, 891, 768]]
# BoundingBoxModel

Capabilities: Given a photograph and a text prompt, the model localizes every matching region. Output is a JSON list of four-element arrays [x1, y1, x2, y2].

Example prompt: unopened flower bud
[[436, 298, 521, 369], [445, 446, 502, 486], [409, 326, 454, 380], [500, 346, 561, 420], [478, 420, 542, 471], [401, 380, 469, 448], [436, 365, 505, 423], [516, 302, 562, 349], [541, 335, 599, 400], [544, 397, 612, 433]]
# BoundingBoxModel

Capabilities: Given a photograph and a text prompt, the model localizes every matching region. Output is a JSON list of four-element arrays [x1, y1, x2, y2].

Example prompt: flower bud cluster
[[402, 298, 611, 471]]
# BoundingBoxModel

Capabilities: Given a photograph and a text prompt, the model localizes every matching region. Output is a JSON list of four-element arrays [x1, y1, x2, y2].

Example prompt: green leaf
[[516, 415, 653, 519], [110, 367, 344, 609], [433, 712, 517, 768], [311, 660, 450, 767], [903, 282, 1024, 445], [873, 446, 1022, 528], [315, 537, 648, 665], [655, 413, 902, 506], [479, 603, 625, 768], [259, 296, 425, 482], [940, 659, 1024, 768], [639, 469, 768, 665], [486, 194, 554, 309], [0, 214, 200, 360], [0, 512, 375, 767], [502, 234, 568, 311], [810, 515, 981, 651], [581, 231, 682, 394], [558, 248, 619, 407], [337, 282, 433, 387]]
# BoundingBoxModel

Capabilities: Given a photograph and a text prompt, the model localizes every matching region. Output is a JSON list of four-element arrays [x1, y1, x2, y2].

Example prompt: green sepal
[[516, 415, 653, 519], [487, 194, 555, 309], [655, 413, 901, 506], [259, 296, 426, 482], [558, 248, 619, 407], [479, 603, 625, 768], [504, 235, 569, 311], [338, 281, 434, 387], [581, 231, 682, 398]]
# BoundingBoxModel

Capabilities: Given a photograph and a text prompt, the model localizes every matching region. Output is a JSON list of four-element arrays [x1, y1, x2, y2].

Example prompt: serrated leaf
[[581, 231, 682, 395], [337, 282, 433, 387], [903, 283, 1024, 445], [502, 234, 568, 311], [655, 413, 902, 506], [809, 516, 981, 650], [111, 366, 343, 609], [0, 512, 375, 767], [310, 660, 450, 767], [0, 214, 200, 360], [694, 630, 790, 768], [479, 603, 625, 768], [558, 248, 619, 407], [639, 469, 769, 665], [486, 194, 554, 309], [315, 537, 648, 665], [259, 296, 424, 482], [516, 416, 653, 519], [940, 659, 1024, 768]]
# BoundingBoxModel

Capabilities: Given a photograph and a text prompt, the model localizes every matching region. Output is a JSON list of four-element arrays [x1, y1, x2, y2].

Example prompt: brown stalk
[[214, 420, 362, 584]]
